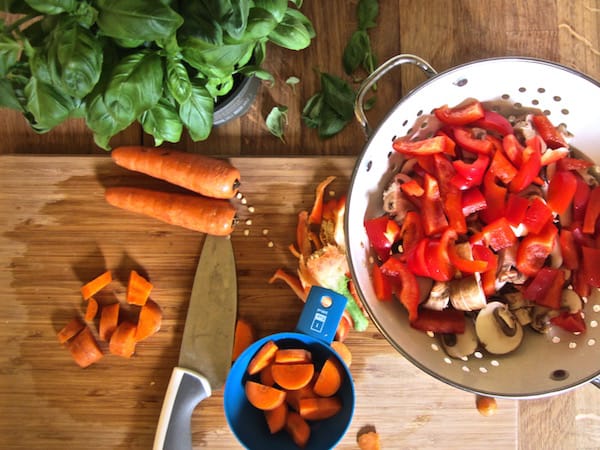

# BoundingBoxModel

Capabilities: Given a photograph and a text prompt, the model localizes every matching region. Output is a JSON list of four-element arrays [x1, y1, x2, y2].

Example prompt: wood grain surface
[[2, 1, 600, 449]]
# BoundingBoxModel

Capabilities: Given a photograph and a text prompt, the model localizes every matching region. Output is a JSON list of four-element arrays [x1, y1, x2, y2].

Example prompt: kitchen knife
[[153, 235, 237, 450]]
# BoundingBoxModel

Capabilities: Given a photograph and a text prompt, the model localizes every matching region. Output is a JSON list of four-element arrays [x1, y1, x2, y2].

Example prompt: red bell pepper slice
[[393, 135, 451, 156], [502, 134, 524, 167], [372, 263, 393, 301], [558, 228, 580, 270], [400, 179, 425, 197], [471, 216, 517, 251], [479, 171, 507, 224], [488, 147, 518, 184], [547, 169, 578, 215], [406, 238, 432, 278], [400, 211, 424, 255], [434, 100, 485, 126], [410, 308, 466, 334], [509, 144, 541, 193], [516, 221, 558, 277], [531, 114, 568, 149], [583, 185, 600, 234], [461, 187, 487, 216], [452, 126, 493, 154], [432, 154, 468, 235], [452, 153, 490, 186], [422, 173, 449, 236], [425, 239, 455, 282], [523, 197, 553, 235], [572, 268, 592, 298], [365, 215, 401, 262], [573, 175, 591, 223], [550, 311, 586, 334], [435, 129, 457, 156], [505, 194, 529, 227], [523, 267, 563, 309], [582, 246, 600, 288], [471, 244, 498, 296], [472, 109, 514, 136], [380, 255, 421, 322], [444, 227, 489, 274], [557, 157, 593, 171]]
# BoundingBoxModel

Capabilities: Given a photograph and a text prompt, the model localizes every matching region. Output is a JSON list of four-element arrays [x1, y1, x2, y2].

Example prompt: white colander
[[345, 55, 600, 399]]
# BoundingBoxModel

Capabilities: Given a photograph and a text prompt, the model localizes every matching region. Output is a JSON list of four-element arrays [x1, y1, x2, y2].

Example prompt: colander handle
[[354, 54, 437, 137]]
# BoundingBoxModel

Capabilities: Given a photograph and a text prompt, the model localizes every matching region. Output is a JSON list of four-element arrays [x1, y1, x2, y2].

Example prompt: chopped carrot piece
[[299, 396, 342, 421], [313, 357, 343, 397], [126, 270, 153, 306], [247, 340, 279, 375], [335, 313, 352, 342], [67, 326, 103, 368], [84, 297, 99, 322], [285, 411, 311, 448], [81, 270, 112, 300], [264, 402, 288, 434], [275, 348, 312, 364], [109, 321, 137, 358], [99, 302, 120, 342], [271, 363, 315, 390], [134, 299, 162, 342], [357, 430, 381, 450], [232, 318, 256, 362], [57, 317, 85, 344], [285, 383, 316, 412], [260, 365, 275, 387], [245, 381, 286, 411], [330, 341, 352, 367]]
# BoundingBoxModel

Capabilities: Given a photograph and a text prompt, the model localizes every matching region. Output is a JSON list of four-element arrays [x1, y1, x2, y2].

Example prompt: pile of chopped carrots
[[242, 339, 352, 448], [57, 269, 162, 368]]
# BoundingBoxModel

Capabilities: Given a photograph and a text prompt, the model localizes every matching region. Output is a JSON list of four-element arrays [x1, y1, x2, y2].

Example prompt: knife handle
[[153, 367, 211, 450]]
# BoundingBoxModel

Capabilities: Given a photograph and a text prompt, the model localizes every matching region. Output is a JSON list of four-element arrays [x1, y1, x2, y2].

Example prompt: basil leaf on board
[[24, 76, 74, 131], [0, 34, 20, 77], [342, 30, 370, 75], [317, 105, 349, 138], [24, 0, 76, 15], [357, 0, 379, 30], [140, 97, 183, 146], [166, 57, 192, 104], [104, 51, 163, 125], [265, 105, 287, 142], [96, 0, 183, 42], [320, 72, 355, 121], [179, 81, 214, 141], [301, 92, 323, 129]]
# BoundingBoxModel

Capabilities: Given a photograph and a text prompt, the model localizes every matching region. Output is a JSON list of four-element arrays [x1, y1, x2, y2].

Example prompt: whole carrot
[[111, 146, 241, 199], [105, 187, 237, 236]]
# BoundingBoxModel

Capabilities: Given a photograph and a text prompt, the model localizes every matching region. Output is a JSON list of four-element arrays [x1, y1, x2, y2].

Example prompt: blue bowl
[[224, 288, 355, 450]]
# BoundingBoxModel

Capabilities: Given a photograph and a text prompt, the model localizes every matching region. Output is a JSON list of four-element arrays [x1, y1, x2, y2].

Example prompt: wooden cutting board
[[0, 155, 519, 449]]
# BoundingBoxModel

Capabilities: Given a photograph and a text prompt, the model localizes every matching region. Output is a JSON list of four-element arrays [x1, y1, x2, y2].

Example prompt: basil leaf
[[85, 93, 125, 150], [237, 65, 273, 84], [342, 30, 370, 75], [166, 57, 192, 104], [0, 34, 20, 77], [24, 0, 77, 15], [301, 92, 323, 129], [205, 74, 234, 98], [284, 9, 315, 39], [181, 37, 251, 78], [265, 105, 287, 141], [240, 7, 278, 41], [317, 106, 349, 138], [140, 97, 182, 146], [104, 51, 163, 125], [357, 0, 379, 30], [320, 72, 355, 121], [25, 76, 74, 130], [253, 0, 287, 22], [267, 10, 312, 50], [179, 81, 213, 141], [96, 0, 183, 42], [0, 78, 24, 110], [222, 0, 249, 40]]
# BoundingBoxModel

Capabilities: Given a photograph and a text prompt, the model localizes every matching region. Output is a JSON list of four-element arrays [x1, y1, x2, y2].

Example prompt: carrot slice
[[264, 401, 288, 434], [285, 411, 311, 448], [57, 317, 85, 344], [232, 318, 256, 362], [99, 302, 120, 342], [126, 270, 153, 306], [109, 321, 137, 358], [84, 297, 99, 322], [330, 341, 352, 367], [299, 396, 342, 421], [275, 348, 312, 364], [67, 326, 103, 368], [245, 381, 286, 411], [247, 340, 279, 375], [81, 270, 112, 300], [286, 383, 316, 412], [313, 357, 343, 397], [358, 430, 381, 450], [260, 365, 275, 387], [135, 299, 162, 342], [271, 363, 315, 390]]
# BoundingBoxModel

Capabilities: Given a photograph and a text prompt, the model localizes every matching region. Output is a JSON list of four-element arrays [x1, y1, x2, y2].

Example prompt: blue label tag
[[295, 286, 347, 344]]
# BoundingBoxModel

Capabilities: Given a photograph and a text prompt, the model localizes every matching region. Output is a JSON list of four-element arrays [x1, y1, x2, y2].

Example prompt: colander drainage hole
[[550, 369, 569, 381]]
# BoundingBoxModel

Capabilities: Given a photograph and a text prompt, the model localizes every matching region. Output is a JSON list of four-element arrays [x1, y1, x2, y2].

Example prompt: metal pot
[[213, 75, 260, 126], [345, 54, 600, 399]]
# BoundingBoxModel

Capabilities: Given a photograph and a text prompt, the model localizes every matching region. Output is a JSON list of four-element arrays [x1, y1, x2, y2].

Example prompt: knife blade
[[153, 235, 237, 450]]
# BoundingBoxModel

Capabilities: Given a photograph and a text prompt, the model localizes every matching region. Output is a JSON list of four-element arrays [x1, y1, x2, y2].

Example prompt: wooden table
[[1, 2, 599, 449]]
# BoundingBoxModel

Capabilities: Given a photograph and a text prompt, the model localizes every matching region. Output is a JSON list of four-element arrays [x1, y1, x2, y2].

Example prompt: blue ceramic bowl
[[224, 287, 355, 450]]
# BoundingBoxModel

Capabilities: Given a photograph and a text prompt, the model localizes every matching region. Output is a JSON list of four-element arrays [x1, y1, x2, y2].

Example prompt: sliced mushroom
[[475, 301, 524, 355], [561, 288, 583, 314], [441, 318, 478, 359], [504, 291, 533, 326], [449, 274, 487, 311], [422, 281, 450, 311], [530, 306, 552, 333]]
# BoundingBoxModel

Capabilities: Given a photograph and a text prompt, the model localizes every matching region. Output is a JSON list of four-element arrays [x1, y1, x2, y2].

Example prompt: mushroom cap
[[441, 318, 478, 359], [475, 301, 524, 355]]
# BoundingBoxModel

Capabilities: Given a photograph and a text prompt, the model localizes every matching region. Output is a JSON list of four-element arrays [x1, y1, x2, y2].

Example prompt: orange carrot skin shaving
[[111, 146, 241, 199], [105, 187, 237, 236]]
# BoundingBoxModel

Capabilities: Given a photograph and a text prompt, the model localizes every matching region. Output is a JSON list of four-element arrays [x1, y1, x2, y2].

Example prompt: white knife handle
[[153, 367, 211, 450]]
